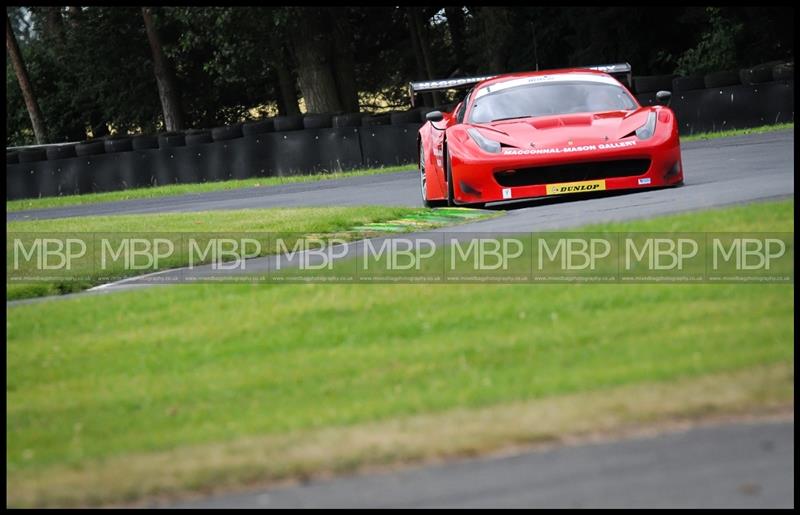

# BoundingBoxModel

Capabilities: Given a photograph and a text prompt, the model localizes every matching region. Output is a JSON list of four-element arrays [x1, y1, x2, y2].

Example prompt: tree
[[329, 7, 359, 112], [471, 7, 514, 74], [406, 7, 440, 106], [288, 8, 343, 113], [5, 6, 796, 146], [64, 7, 161, 137], [167, 7, 300, 122], [6, 13, 47, 143], [272, 38, 300, 116], [142, 7, 184, 130], [34, 6, 66, 45], [445, 7, 466, 72]]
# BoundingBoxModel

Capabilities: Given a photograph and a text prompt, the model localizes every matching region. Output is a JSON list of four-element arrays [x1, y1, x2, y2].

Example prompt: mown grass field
[[6, 199, 794, 507], [6, 123, 793, 213]]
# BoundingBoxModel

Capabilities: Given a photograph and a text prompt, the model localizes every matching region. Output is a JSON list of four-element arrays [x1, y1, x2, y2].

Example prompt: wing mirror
[[425, 111, 444, 122], [655, 90, 672, 105]]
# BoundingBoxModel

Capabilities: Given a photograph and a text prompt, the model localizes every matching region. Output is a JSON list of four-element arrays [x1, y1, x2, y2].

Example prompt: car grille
[[494, 159, 651, 187]]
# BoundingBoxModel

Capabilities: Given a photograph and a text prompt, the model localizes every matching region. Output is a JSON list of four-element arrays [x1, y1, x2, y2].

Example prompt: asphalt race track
[[169, 419, 794, 508], [7, 130, 794, 223]]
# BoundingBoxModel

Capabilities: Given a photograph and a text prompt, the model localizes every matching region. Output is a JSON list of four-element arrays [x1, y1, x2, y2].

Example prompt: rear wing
[[408, 75, 496, 107], [407, 63, 632, 106], [585, 63, 632, 89]]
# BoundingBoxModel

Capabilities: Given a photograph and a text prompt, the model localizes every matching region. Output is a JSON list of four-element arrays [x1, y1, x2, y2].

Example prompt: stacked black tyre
[[132, 135, 159, 150], [633, 75, 675, 94], [332, 113, 362, 128], [672, 76, 705, 92], [303, 113, 333, 129], [704, 70, 740, 88], [75, 140, 106, 156], [242, 118, 275, 136], [103, 135, 133, 153], [739, 61, 783, 85], [211, 124, 243, 141], [362, 114, 390, 126], [772, 62, 794, 81], [273, 115, 304, 132], [18, 147, 47, 163], [158, 131, 185, 148], [390, 109, 421, 125], [185, 129, 213, 145], [46, 144, 77, 160]]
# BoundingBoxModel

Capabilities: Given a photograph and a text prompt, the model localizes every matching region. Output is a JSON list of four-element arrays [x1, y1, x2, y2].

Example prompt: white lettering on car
[[502, 140, 637, 155]]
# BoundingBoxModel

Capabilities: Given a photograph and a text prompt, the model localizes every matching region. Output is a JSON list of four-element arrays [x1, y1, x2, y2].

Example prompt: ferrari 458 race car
[[412, 63, 684, 208]]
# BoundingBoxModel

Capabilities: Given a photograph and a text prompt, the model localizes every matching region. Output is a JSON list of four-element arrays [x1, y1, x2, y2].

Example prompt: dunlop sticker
[[546, 180, 606, 195]]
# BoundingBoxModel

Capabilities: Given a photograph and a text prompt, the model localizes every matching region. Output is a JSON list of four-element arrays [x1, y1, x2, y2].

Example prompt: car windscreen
[[468, 81, 637, 123]]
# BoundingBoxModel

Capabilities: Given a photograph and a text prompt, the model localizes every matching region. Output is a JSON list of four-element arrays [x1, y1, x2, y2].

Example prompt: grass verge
[[6, 122, 792, 213], [6, 199, 794, 507], [7, 206, 496, 300], [681, 122, 793, 142]]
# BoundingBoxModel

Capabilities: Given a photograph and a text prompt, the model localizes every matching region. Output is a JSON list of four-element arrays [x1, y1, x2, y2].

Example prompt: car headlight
[[467, 128, 501, 153], [635, 111, 657, 140]]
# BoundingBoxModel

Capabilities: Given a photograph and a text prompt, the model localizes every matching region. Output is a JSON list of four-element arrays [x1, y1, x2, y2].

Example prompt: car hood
[[469, 108, 654, 149]]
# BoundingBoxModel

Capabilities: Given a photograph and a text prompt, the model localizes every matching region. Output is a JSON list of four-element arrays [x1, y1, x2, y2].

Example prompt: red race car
[[411, 64, 684, 208]]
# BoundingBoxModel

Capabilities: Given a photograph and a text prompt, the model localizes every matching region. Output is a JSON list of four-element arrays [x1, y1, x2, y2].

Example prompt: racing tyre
[[419, 143, 446, 208]]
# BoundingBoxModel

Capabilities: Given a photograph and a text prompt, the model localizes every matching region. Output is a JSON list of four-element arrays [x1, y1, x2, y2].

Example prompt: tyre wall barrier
[[667, 79, 793, 134], [6, 81, 794, 200], [360, 124, 418, 167]]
